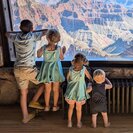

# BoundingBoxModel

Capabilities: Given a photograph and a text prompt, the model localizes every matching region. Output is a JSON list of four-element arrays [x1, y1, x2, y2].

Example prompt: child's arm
[[37, 46, 44, 58], [85, 68, 92, 81], [83, 59, 89, 66], [34, 29, 48, 41], [35, 29, 48, 36], [105, 78, 112, 90], [60, 46, 66, 60], [86, 85, 92, 93]]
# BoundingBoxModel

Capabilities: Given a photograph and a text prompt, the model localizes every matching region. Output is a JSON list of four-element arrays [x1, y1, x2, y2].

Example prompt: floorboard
[[0, 105, 133, 133]]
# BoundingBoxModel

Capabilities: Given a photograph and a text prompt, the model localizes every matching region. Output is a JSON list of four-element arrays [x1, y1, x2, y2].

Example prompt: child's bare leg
[[32, 84, 44, 102], [20, 88, 35, 123], [20, 89, 28, 119], [28, 84, 44, 109], [68, 103, 75, 127], [92, 113, 98, 128], [53, 82, 60, 107], [44, 83, 52, 109], [101, 112, 110, 127], [76, 102, 82, 127]]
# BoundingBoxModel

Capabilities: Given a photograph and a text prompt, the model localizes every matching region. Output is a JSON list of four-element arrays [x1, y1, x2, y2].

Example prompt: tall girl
[[29, 29, 66, 111]]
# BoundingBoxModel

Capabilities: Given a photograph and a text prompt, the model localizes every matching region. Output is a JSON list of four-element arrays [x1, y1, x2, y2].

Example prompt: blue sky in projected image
[[10, 0, 133, 61]]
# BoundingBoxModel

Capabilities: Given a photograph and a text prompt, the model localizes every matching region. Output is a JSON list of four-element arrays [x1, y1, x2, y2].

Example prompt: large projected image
[[10, 0, 133, 61]]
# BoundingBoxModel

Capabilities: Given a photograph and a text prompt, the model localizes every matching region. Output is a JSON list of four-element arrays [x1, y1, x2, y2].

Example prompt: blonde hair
[[46, 29, 60, 41], [93, 69, 105, 78], [73, 53, 88, 65]]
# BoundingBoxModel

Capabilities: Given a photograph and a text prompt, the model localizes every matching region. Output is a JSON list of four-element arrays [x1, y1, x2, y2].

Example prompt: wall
[[0, 67, 132, 104]]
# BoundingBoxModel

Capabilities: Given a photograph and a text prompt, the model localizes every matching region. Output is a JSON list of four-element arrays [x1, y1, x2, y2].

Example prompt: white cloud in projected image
[[10, 0, 133, 61]]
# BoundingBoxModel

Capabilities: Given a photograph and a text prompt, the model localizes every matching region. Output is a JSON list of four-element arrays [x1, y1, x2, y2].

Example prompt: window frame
[[2, 0, 133, 68]]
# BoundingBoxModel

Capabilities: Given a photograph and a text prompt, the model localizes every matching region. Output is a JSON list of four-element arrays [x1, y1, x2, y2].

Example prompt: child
[[86, 69, 112, 128], [64, 53, 92, 128], [5, 19, 47, 123], [29, 29, 66, 111]]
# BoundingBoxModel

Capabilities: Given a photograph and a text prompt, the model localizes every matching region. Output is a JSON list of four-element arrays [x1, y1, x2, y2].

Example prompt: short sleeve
[[33, 32, 43, 41]]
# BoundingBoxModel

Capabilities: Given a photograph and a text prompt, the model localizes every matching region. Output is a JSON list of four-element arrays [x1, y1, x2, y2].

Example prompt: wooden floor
[[0, 105, 133, 133]]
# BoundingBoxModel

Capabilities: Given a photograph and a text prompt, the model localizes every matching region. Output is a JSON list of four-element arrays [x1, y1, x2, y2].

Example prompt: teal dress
[[36, 45, 65, 83], [64, 66, 90, 101]]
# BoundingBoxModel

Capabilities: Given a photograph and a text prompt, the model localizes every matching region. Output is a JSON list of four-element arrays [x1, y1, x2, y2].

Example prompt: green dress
[[36, 45, 65, 83], [64, 66, 90, 101]]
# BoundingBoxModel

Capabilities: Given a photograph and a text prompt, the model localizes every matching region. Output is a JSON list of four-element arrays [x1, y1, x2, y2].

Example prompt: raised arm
[[6, 29, 48, 34], [33, 29, 48, 41], [37, 46, 44, 58], [85, 68, 92, 81], [37, 29, 48, 36], [105, 78, 112, 90], [60, 46, 66, 60]]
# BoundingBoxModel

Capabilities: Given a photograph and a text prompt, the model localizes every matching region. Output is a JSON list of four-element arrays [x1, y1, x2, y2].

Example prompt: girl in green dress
[[64, 53, 92, 128], [29, 29, 66, 111]]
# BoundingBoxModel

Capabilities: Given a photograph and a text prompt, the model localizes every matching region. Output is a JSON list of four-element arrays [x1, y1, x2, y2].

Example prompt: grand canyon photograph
[[10, 0, 133, 61]]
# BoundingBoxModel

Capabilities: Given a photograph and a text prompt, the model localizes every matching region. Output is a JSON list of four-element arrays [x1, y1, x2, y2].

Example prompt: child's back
[[36, 44, 64, 83], [90, 81, 107, 114], [6, 19, 46, 67], [12, 32, 42, 67], [65, 66, 90, 101]]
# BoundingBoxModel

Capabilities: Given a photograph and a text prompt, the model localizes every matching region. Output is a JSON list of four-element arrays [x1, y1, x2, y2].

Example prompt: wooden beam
[[0, 0, 14, 67]]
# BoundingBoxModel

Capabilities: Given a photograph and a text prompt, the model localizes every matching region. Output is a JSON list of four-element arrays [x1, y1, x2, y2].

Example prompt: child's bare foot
[[22, 113, 35, 124], [77, 122, 82, 128], [52, 106, 59, 111], [68, 121, 72, 128], [44, 106, 50, 111], [104, 122, 111, 128], [91, 123, 96, 128]]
